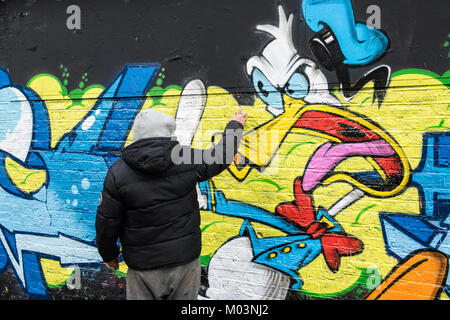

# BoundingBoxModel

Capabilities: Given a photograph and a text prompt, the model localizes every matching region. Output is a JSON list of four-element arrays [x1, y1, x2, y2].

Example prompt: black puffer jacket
[[95, 120, 243, 270]]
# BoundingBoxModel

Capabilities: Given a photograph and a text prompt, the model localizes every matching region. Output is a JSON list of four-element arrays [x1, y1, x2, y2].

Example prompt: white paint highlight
[[328, 188, 365, 217], [174, 79, 207, 147], [81, 177, 90, 190], [202, 237, 290, 300], [71, 185, 78, 195], [0, 87, 33, 162], [81, 115, 96, 131]]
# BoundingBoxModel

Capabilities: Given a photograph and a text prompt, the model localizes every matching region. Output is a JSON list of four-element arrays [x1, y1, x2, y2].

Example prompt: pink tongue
[[302, 140, 395, 192]]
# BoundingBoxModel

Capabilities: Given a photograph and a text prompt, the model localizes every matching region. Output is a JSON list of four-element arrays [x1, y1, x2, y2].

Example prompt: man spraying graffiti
[[95, 107, 247, 300]]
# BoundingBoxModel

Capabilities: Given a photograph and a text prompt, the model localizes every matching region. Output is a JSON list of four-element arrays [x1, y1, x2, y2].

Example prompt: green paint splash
[[246, 178, 286, 192], [425, 119, 450, 131], [113, 269, 127, 278], [200, 254, 212, 266], [201, 221, 224, 233], [299, 267, 382, 299], [7, 163, 19, 170], [360, 96, 371, 106], [146, 84, 182, 108], [65, 85, 105, 109], [200, 221, 225, 266], [283, 141, 316, 164], [351, 204, 377, 226], [20, 171, 40, 185]]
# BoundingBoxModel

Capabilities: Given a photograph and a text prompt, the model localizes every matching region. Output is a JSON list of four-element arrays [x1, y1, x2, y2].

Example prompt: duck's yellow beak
[[282, 94, 307, 115], [228, 94, 308, 180]]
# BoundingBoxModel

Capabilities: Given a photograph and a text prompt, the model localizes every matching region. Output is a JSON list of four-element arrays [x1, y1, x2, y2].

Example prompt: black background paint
[[0, 0, 449, 95]]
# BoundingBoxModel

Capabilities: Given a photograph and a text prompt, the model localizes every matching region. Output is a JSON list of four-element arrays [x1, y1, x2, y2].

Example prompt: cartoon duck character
[[228, 5, 410, 200]]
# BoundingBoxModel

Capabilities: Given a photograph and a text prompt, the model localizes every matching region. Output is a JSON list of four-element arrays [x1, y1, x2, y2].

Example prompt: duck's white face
[[250, 59, 341, 116], [247, 5, 341, 117]]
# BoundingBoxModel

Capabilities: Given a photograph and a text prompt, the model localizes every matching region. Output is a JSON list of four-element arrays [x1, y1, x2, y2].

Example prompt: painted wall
[[0, 0, 449, 300]]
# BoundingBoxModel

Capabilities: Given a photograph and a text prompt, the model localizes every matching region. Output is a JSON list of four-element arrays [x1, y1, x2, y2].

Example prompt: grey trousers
[[126, 258, 200, 300]]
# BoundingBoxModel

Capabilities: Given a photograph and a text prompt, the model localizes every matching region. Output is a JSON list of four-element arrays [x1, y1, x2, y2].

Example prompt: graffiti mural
[[0, 0, 449, 299], [196, 3, 450, 300], [0, 63, 160, 297]]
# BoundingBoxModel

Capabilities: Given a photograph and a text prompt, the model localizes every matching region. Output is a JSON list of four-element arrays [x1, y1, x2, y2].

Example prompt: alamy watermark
[[66, 5, 81, 30], [170, 128, 280, 174], [366, 5, 381, 30], [171, 128, 244, 165]]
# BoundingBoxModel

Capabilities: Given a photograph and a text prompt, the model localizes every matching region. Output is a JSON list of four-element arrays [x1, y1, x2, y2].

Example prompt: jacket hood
[[132, 109, 176, 141], [122, 138, 179, 174]]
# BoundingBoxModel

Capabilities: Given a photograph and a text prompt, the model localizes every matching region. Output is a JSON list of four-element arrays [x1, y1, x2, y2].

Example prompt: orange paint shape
[[366, 250, 449, 300]]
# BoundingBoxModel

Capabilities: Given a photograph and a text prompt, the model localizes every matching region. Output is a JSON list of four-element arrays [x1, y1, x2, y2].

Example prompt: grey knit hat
[[132, 109, 176, 141]]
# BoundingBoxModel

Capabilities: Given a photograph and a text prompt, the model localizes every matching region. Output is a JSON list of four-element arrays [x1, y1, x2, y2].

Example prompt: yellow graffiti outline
[[208, 179, 217, 212], [365, 156, 388, 182]]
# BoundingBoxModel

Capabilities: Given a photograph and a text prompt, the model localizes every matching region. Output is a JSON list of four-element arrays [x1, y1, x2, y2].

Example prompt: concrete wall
[[0, 0, 448, 299]]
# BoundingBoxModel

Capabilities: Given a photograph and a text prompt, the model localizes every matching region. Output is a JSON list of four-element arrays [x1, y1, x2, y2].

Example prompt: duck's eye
[[284, 73, 309, 99], [257, 81, 269, 98], [251, 69, 283, 109]]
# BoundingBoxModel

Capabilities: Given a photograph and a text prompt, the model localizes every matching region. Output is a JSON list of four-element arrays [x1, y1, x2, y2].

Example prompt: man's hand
[[105, 256, 120, 270], [231, 108, 248, 126]]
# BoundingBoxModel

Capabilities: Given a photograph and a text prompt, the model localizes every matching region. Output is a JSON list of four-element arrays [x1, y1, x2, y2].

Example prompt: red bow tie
[[275, 178, 363, 272]]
